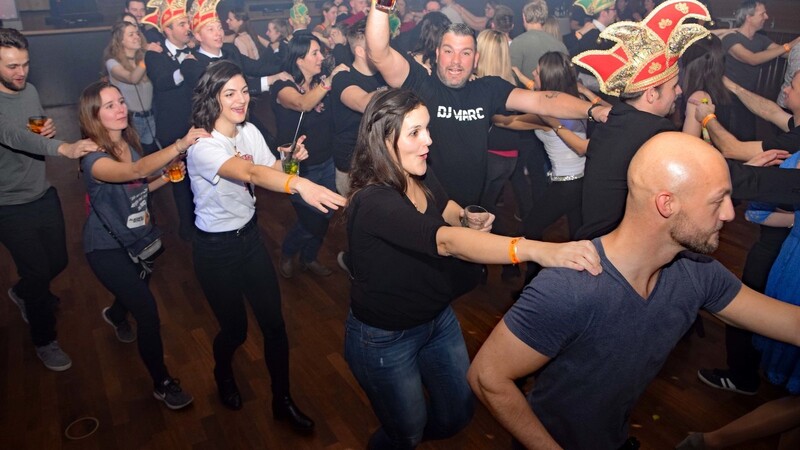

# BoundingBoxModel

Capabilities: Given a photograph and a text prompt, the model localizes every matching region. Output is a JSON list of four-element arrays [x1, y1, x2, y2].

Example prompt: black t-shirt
[[402, 54, 515, 205], [762, 117, 800, 152], [347, 170, 480, 330], [576, 103, 675, 240], [270, 80, 333, 166], [330, 66, 386, 171]]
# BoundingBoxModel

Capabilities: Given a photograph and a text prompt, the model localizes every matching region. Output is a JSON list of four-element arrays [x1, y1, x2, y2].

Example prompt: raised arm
[[506, 88, 610, 122], [716, 284, 800, 347], [727, 38, 797, 66], [92, 128, 208, 183], [723, 77, 791, 132], [468, 321, 563, 450], [694, 101, 763, 160], [451, 4, 487, 31], [366, 6, 410, 87], [275, 64, 348, 111], [341, 85, 379, 113]]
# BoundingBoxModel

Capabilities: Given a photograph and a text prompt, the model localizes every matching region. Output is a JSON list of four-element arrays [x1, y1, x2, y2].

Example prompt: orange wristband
[[701, 113, 717, 128], [784, 43, 791, 53], [591, 97, 601, 105], [509, 237, 523, 265], [525, 80, 534, 90], [284, 174, 296, 194]]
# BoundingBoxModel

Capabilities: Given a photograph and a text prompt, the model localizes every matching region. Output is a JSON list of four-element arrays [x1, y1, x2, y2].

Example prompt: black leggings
[[192, 219, 290, 397], [86, 248, 168, 384], [522, 178, 583, 279]]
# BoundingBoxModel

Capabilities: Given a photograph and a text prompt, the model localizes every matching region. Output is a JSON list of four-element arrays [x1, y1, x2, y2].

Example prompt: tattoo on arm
[[545, 92, 560, 99]]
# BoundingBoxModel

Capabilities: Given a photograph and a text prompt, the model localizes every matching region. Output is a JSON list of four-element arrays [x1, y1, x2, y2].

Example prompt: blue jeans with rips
[[344, 307, 474, 449]]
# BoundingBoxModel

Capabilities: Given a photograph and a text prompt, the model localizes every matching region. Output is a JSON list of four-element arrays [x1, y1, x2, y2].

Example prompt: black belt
[[194, 216, 257, 238], [132, 110, 153, 118]]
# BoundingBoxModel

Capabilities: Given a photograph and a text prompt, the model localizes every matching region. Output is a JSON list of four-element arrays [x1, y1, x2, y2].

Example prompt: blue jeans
[[131, 112, 156, 145], [281, 158, 335, 263], [344, 307, 474, 449]]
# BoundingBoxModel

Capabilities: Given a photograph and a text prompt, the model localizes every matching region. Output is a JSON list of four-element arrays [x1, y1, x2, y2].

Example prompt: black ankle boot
[[216, 377, 242, 410], [273, 396, 314, 434]]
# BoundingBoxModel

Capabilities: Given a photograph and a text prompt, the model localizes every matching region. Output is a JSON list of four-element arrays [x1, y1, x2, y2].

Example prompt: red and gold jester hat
[[190, 0, 222, 32], [573, 0, 711, 96], [572, 0, 616, 16], [142, 0, 188, 32]]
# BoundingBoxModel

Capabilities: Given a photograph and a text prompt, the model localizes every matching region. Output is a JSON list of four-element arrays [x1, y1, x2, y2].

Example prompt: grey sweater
[[0, 84, 64, 205]]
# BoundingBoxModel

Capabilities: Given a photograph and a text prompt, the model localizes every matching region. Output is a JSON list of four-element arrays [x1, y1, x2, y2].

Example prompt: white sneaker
[[36, 341, 72, 371], [8, 288, 28, 323]]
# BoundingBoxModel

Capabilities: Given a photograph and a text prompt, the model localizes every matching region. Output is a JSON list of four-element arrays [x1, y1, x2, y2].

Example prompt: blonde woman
[[475, 29, 521, 281], [104, 21, 162, 153]]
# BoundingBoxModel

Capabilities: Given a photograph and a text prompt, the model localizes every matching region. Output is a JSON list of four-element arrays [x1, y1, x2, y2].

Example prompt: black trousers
[[192, 218, 291, 397], [724, 225, 789, 383], [86, 248, 169, 384], [0, 187, 65, 346]]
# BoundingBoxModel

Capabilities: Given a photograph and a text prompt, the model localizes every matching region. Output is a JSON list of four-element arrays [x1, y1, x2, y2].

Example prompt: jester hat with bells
[[190, 0, 222, 32], [142, 0, 188, 32], [573, 0, 711, 97], [573, 0, 616, 16]]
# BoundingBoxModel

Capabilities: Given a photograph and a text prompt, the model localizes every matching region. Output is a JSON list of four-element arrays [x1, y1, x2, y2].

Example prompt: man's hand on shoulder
[[57, 139, 101, 159]]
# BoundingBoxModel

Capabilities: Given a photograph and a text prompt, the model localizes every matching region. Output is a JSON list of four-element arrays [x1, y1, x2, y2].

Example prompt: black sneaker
[[697, 369, 759, 395], [153, 378, 194, 410], [102, 307, 136, 343]]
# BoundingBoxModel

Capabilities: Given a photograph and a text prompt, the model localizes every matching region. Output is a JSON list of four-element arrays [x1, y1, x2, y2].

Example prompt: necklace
[[217, 129, 255, 198]]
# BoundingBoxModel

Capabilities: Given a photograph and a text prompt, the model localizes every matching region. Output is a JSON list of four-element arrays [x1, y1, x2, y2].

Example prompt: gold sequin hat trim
[[190, 0, 222, 32], [142, 0, 188, 31], [573, 0, 711, 97], [573, 0, 616, 16]]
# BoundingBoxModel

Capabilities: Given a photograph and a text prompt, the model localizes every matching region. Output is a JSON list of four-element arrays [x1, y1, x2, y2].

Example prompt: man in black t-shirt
[[330, 19, 386, 196], [365, 6, 610, 206]]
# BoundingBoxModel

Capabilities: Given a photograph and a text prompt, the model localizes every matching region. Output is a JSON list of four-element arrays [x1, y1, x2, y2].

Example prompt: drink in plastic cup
[[460, 205, 489, 229], [167, 162, 184, 182], [374, 0, 397, 12], [28, 116, 47, 134], [279, 143, 300, 175]]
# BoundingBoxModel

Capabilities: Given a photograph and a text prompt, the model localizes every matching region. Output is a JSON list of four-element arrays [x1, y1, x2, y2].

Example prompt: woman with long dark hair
[[103, 21, 161, 153], [271, 34, 348, 277], [344, 88, 601, 448], [410, 12, 451, 73], [188, 61, 344, 430], [679, 35, 732, 137], [499, 52, 599, 281], [79, 81, 208, 409]]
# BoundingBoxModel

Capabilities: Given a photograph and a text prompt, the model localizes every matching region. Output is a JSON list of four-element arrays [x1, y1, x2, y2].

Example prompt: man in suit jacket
[[143, 0, 198, 240]]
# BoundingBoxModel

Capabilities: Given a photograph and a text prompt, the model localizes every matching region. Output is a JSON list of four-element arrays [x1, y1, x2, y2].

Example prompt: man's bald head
[[625, 132, 734, 254]]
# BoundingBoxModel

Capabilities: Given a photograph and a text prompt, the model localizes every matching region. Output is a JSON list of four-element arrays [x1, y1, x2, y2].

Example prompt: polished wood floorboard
[[0, 111, 788, 449]]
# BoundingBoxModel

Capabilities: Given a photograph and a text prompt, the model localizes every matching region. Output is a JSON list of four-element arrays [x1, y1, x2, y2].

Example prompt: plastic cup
[[460, 205, 489, 229], [279, 143, 300, 175]]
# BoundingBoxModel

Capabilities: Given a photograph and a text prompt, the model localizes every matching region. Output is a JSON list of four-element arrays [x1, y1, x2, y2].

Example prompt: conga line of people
[[5, 0, 800, 448]]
